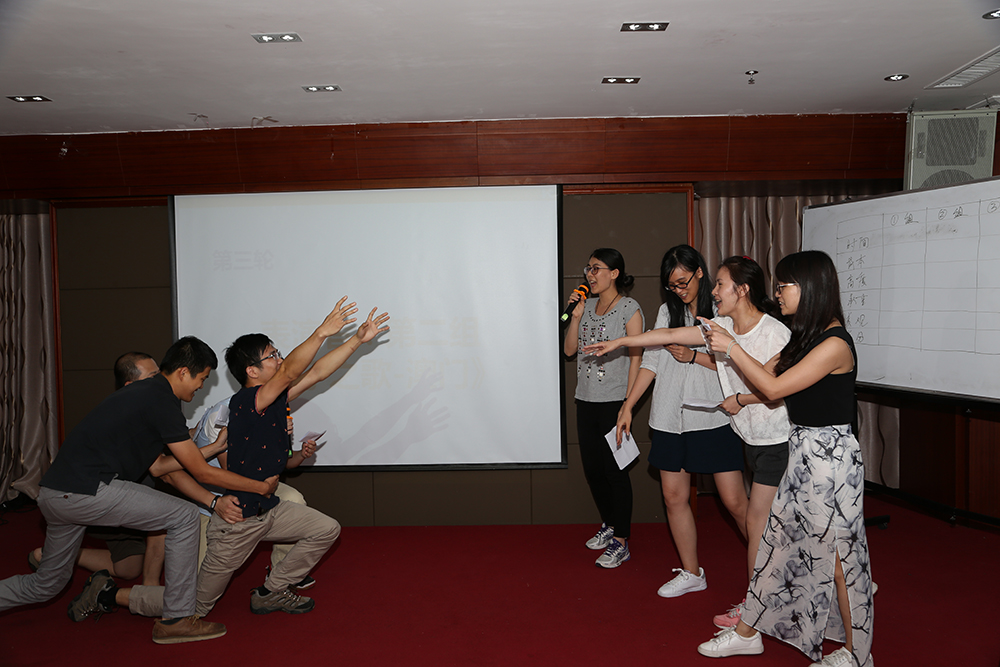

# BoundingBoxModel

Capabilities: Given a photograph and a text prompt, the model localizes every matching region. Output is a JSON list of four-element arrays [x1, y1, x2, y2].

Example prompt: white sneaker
[[810, 647, 853, 666], [657, 567, 707, 598], [586, 523, 614, 550], [697, 627, 763, 657]]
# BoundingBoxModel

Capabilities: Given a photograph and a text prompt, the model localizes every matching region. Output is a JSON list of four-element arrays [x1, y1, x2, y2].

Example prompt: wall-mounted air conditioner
[[904, 109, 997, 190]]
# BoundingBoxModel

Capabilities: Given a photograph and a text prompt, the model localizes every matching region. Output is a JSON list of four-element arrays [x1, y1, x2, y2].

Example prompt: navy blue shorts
[[648, 425, 744, 474]]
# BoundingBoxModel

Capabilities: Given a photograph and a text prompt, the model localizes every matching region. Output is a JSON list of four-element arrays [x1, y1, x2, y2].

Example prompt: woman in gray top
[[563, 248, 643, 569]]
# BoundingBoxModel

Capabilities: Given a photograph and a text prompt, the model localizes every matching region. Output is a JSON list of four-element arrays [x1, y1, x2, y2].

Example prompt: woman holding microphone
[[564, 248, 643, 568]]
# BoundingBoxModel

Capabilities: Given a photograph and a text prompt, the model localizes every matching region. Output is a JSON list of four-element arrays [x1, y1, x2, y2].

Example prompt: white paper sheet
[[604, 427, 640, 470]]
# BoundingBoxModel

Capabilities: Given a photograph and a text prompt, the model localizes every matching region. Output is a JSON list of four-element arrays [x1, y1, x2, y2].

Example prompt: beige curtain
[[0, 200, 60, 502], [693, 194, 899, 488]]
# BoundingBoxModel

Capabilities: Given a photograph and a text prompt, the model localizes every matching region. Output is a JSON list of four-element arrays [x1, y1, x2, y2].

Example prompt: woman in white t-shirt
[[705, 256, 791, 630]]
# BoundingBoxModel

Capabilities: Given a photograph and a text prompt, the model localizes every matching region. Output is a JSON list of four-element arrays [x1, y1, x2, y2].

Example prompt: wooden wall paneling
[[118, 129, 242, 190], [477, 119, 605, 177], [0, 134, 126, 197], [968, 411, 1000, 518], [847, 114, 907, 174], [604, 117, 731, 176], [728, 115, 855, 175], [898, 403, 959, 507], [355, 122, 478, 181], [233, 125, 360, 185], [372, 469, 533, 526]]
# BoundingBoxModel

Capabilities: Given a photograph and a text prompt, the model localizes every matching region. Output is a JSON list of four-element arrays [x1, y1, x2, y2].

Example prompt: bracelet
[[209, 496, 219, 511], [725, 340, 737, 359], [735, 393, 744, 407], [688, 350, 697, 364]]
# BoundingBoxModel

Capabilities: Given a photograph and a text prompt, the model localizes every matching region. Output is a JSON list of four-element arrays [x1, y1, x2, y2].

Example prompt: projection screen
[[173, 186, 563, 468]]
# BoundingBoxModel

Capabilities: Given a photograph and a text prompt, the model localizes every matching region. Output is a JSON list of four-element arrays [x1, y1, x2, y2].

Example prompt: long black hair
[[718, 255, 781, 319], [660, 245, 713, 329], [590, 248, 635, 294], [773, 250, 846, 376]]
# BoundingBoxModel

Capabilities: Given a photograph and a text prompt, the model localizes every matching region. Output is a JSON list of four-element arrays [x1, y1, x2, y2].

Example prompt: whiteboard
[[803, 178, 1000, 401], [173, 186, 564, 467]]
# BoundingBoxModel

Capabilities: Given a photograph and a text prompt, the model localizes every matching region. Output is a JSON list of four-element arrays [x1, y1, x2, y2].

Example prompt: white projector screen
[[173, 186, 564, 467]]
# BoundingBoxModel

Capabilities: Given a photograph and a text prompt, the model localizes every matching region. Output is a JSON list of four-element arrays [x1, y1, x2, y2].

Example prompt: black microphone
[[560, 284, 590, 322]]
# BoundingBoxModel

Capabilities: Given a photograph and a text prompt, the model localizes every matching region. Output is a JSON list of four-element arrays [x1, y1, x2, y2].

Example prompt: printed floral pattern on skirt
[[742, 424, 874, 666]]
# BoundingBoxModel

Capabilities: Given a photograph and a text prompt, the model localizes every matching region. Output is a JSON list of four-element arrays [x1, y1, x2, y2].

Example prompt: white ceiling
[[4, 0, 1000, 136]]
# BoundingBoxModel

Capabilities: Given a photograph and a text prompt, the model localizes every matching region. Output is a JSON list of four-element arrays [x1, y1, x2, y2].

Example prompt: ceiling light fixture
[[983, 9, 1000, 19], [7, 95, 51, 102], [602, 77, 640, 84], [251, 32, 302, 44], [927, 45, 1000, 88], [303, 85, 342, 92], [884, 74, 909, 82], [745, 70, 758, 85], [620, 22, 668, 32]]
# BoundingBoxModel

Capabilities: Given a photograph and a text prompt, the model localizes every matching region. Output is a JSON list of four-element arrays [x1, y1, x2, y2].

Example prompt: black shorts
[[648, 425, 744, 474], [86, 526, 147, 563], [744, 442, 789, 487]]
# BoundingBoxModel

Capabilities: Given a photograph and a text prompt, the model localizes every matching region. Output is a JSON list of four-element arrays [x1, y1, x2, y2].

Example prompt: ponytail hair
[[718, 256, 781, 319], [590, 248, 634, 293]]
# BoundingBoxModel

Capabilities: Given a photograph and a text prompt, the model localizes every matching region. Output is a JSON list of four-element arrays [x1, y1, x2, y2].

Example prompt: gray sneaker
[[585, 523, 614, 550], [250, 586, 315, 615], [595, 539, 630, 568], [67, 569, 115, 622]]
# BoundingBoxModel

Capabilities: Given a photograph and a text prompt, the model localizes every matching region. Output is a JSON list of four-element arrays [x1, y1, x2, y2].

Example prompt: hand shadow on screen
[[297, 369, 450, 466]]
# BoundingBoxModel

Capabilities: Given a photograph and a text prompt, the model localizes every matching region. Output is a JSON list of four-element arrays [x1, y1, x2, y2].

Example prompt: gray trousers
[[0, 479, 200, 619], [127, 500, 340, 618]]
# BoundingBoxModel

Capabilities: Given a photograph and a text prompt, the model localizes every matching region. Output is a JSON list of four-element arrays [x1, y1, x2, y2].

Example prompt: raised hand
[[356, 307, 390, 344], [566, 289, 587, 321], [316, 296, 359, 338]]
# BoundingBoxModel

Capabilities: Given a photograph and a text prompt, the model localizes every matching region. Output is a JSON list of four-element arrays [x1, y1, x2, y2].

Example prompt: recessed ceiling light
[[884, 74, 909, 82], [7, 95, 51, 103], [252, 32, 302, 44], [602, 77, 640, 84], [302, 85, 342, 92], [620, 22, 668, 32], [983, 9, 1000, 19]]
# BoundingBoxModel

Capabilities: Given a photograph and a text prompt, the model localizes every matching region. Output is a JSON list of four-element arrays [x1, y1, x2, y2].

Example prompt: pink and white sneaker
[[712, 599, 744, 629]]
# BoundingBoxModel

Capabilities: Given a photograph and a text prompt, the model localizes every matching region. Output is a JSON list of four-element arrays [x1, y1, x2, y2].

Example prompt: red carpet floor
[[1, 493, 997, 666]]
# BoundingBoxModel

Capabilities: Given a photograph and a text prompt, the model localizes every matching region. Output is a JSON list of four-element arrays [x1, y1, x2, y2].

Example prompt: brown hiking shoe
[[152, 616, 227, 644]]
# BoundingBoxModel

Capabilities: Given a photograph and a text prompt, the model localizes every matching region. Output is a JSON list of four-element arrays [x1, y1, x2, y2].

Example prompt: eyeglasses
[[775, 283, 798, 294], [259, 349, 283, 363], [583, 265, 610, 275], [666, 273, 697, 292]]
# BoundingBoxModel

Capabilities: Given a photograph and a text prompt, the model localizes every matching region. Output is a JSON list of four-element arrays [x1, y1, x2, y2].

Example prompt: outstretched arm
[[256, 297, 359, 412], [702, 318, 853, 400], [158, 469, 244, 524], [154, 439, 279, 497], [582, 325, 705, 357], [288, 307, 390, 401]]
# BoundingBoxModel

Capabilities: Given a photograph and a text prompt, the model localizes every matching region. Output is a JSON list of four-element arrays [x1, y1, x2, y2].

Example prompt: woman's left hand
[[698, 317, 735, 355], [720, 394, 743, 415], [581, 339, 622, 357], [666, 344, 694, 364]]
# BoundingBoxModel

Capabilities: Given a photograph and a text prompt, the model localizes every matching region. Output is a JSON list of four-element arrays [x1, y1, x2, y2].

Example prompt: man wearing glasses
[[198, 297, 389, 616]]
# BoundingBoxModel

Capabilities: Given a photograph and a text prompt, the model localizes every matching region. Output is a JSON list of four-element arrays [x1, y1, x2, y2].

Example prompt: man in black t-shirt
[[0, 336, 279, 645]]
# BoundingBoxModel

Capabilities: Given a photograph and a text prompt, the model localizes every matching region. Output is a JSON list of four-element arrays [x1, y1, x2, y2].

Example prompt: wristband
[[725, 340, 737, 359], [688, 350, 697, 364], [735, 393, 744, 407], [210, 495, 219, 511]]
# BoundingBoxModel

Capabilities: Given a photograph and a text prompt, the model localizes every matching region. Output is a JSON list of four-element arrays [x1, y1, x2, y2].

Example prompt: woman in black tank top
[[696, 251, 874, 667]]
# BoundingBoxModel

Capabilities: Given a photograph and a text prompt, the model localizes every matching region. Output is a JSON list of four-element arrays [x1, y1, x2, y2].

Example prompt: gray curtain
[[693, 194, 899, 488], [0, 199, 60, 502]]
